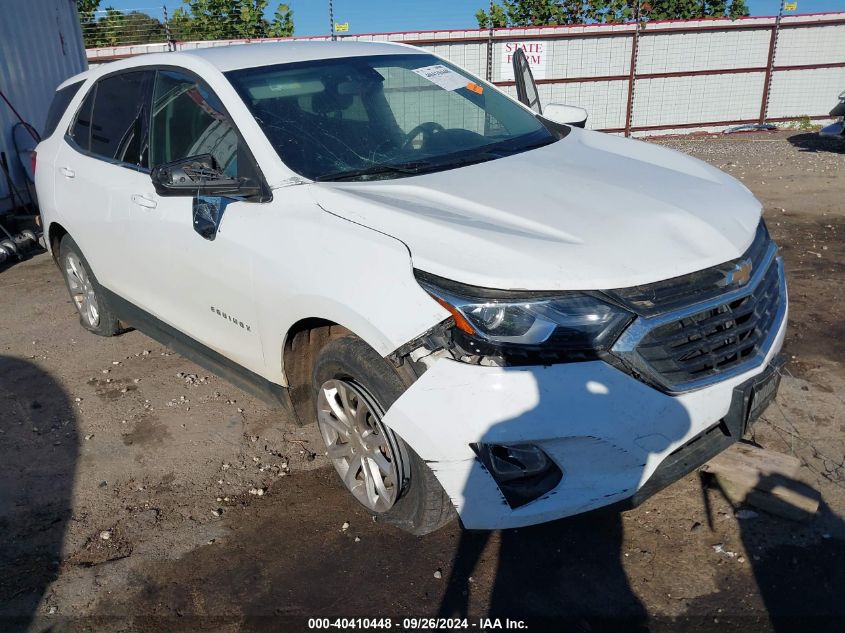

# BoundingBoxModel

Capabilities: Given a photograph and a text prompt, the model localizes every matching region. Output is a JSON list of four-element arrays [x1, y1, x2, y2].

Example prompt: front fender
[[250, 190, 448, 385]]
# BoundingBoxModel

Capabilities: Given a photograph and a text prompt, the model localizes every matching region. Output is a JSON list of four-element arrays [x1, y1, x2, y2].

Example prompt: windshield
[[226, 54, 556, 181]]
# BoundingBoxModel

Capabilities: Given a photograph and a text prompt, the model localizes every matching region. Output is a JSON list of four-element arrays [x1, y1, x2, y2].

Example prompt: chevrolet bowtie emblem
[[723, 259, 753, 287]]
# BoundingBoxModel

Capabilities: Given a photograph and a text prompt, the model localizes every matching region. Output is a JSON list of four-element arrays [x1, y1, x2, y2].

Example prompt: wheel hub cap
[[64, 252, 100, 327], [317, 379, 400, 513]]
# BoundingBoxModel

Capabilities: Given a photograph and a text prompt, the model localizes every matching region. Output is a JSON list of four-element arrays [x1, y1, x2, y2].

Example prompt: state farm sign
[[500, 41, 548, 81]]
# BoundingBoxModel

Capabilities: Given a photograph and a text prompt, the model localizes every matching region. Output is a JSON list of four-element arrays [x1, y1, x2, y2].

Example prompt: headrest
[[311, 85, 354, 115]]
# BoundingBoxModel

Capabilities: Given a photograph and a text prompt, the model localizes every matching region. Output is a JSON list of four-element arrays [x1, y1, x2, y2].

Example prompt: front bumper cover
[[382, 307, 787, 530]]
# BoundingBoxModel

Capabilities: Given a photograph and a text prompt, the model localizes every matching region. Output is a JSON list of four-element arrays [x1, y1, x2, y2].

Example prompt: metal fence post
[[759, 0, 785, 123], [486, 0, 494, 81], [624, 3, 642, 137], [163, 5, 174, 51]]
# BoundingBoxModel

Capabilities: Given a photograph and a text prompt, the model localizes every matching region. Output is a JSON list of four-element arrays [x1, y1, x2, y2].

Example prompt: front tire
[[313, 335, 456, 535], [58, 235, 120, 336]]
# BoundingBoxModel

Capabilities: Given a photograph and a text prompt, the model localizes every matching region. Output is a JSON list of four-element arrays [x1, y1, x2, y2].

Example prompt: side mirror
[[542, 104, 589, 129], [192, 196, 232, 241], [151, 154, 253, 197]]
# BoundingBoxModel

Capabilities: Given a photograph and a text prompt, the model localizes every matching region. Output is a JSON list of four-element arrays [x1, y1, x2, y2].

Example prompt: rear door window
[[88, 71, 152, 167], [44, 81, 83, 139]]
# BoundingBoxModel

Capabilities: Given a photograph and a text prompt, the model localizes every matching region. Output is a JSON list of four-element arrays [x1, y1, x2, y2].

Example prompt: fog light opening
[[471, 442, 563, 509]]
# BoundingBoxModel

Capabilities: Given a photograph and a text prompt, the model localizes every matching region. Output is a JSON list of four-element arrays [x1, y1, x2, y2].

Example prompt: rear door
[[512, 48, 543, 115], [52, 70, 154, 295]]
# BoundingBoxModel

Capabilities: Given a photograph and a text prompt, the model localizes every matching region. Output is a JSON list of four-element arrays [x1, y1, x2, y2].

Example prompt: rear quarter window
[[43, 81, 83, 139], [68, 86, 96, 151]]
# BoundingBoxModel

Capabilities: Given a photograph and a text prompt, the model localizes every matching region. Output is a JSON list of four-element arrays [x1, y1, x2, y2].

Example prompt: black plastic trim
[[102, 287, 296, 416], [615, 355, 783, 510]]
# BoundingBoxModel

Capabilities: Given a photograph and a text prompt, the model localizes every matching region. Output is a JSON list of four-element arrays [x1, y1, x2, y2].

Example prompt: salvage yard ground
[[1, 131, 843, 631]]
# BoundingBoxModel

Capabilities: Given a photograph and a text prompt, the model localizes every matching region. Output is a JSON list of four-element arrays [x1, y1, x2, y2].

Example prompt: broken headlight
[[415, 270, 633, 363]]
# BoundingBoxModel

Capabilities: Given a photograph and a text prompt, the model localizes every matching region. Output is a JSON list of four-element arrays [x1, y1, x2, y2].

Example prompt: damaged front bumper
[[382, 311, 787, 530]]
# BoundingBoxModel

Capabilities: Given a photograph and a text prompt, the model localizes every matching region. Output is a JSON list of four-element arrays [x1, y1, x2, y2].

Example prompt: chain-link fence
[[79, 4, 295, 48], [81, 7, 845, 136], [78, 3, 517, 47], [79, 6, 170, 47]]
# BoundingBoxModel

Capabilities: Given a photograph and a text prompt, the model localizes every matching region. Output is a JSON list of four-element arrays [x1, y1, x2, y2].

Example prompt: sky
[[103, 0, 845, 37]]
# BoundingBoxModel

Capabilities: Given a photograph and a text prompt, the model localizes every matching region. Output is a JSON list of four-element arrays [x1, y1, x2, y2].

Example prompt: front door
[[138, 69, 266, 375]]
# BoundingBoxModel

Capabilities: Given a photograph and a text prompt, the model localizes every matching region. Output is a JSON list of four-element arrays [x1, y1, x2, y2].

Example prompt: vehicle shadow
[[438, 512, 649, 631], [785, 132, 845, 154], [0, 357, 78, 631], [686, 473, 845, 631], [437, 366, 696, 631]]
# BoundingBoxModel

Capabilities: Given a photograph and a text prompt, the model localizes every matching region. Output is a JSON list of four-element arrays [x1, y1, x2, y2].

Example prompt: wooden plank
[[703, 443, 820, 521], [703, 442, 800, 480]]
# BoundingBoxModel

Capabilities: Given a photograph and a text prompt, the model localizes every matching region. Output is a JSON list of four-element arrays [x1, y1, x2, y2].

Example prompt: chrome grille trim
[[611, 242, 786, 394]]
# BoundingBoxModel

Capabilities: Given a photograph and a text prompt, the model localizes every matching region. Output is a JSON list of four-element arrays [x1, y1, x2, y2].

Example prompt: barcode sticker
[[412, 64, 468, 91]]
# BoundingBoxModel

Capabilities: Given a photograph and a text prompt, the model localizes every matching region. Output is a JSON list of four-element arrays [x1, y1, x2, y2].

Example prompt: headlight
[[415, 270, 633, 363]]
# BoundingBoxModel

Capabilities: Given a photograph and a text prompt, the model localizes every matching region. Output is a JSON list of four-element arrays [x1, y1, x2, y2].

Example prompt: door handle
[[131, 193, 157, 209], [60, 167, 75, 178]]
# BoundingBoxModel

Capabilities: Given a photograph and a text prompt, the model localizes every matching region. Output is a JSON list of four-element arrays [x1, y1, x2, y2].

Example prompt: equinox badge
[[211, 306, 252, 332]]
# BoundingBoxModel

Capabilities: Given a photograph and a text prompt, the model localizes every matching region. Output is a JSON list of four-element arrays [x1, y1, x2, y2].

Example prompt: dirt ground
[[1, 131, 843, 632]]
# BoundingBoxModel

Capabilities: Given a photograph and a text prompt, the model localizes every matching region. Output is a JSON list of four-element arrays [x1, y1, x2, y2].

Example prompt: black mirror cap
[[150, 154, 261, 198]]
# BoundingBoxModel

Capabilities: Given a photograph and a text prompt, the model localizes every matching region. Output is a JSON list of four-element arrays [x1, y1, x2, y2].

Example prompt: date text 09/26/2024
[[307, 618, 529, 630]]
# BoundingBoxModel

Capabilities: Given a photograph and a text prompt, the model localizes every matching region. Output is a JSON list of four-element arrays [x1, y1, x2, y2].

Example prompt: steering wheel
[[401, 122, 445, 151]]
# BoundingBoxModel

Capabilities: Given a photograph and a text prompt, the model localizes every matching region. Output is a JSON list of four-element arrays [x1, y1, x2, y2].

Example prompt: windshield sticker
[[412, 64, 468, 91], [466, 81, 484, 95]]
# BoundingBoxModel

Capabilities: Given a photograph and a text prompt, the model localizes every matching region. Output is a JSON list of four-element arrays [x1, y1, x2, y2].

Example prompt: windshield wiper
[[314, 161, 432, 182], [476, 135, 557, 156], [314, 136, 557, 182], [412, 136, 557, 171], [412, 138, 556, 173]]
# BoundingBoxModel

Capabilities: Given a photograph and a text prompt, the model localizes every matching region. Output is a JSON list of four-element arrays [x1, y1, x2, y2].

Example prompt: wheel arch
[[47, 221, 69, 262], [280, 315, 422, 427], [282, 318, 351, 426]]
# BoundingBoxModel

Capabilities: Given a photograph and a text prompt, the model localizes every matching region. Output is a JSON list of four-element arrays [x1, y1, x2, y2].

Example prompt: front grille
[[608, 221, 786, 393], [633, 259, 781, 387], [607, 222, 770, 316]]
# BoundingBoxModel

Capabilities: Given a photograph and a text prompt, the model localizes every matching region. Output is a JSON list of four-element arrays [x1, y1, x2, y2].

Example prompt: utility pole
[[329, 0, 336, 41]]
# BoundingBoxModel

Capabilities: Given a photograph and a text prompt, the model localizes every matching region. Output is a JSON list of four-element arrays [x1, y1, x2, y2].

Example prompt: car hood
[[310, 127, 761, 291]]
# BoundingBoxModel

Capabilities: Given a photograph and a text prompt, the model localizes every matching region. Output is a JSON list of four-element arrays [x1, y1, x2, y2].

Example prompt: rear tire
[[58, 235, 121, 337], [313, 335, 456, 535]]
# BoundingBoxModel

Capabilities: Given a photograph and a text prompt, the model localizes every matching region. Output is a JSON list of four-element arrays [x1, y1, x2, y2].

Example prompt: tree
[[79, 6, 165, 47], [475, 0, 748, 27], [122, 11, 166, 44], [77, 0, 295, 47], [269, 3, 294, 37], [95, 7, 128, 46], [234, 0, 270, 38], [77, 0, 101, 47], [168, 7, 200, 41], [76, 0, 100, 23], [727, 0, 750, 18], [170, 0, 295, 40]]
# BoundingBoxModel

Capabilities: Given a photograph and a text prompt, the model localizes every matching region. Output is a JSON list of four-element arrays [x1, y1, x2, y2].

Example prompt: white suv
[[35, 41, 787, 534]]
